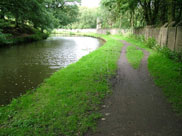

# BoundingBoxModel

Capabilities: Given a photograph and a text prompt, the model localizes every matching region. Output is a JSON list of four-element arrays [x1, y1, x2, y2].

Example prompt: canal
[[0, 35, 104, 105]]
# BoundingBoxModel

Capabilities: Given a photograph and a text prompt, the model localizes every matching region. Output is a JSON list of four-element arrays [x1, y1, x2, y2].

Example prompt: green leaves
[[0, 0, 80, 32], [100, 0, 182, 27], [68, 7, 98, 29]]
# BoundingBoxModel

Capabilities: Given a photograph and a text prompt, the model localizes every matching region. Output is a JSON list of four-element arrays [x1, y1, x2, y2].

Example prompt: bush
[[106, 31, 111, 35], [128, 34, 136, 39], [137, 35, 145, 42], [155, 46, 182, 62], [16, 32, 49, 43], [0, 20, 12, 29], [0, 31, 49, 46], [145, 37, 156, 49], [0, 30, 13, 45], [129, 34, 182, 63]]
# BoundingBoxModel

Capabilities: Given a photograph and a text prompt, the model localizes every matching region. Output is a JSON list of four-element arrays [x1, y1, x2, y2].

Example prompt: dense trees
[[47, 0, 80, 27], [0, 0, 80, 45], [100, 0, 182, 28], [65, 7, 98, 29], [0, 0, 80, 35], [1, 0, 181, 34]]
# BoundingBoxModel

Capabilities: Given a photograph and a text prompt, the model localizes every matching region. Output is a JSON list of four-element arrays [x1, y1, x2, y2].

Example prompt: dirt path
[[86, 41, 182, 136]]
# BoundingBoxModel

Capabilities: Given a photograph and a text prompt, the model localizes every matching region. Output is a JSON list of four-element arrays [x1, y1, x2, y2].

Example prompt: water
[[0, 35, 104, 105]]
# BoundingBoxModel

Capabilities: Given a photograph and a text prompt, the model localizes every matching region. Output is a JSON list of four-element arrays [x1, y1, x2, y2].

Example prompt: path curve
[[86, 41, 182, 136]]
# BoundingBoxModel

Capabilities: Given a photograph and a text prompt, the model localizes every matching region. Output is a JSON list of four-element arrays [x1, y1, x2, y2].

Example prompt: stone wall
[[133, 26, 182, 52], [96, 28, 132, 35]]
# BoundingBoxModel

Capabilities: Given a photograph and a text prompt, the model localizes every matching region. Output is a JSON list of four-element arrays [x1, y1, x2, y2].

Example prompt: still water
[[0, 35, 104, 105]]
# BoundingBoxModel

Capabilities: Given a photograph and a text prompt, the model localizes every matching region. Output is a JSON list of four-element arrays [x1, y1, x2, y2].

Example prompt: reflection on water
[[0, 35, 104, 105]]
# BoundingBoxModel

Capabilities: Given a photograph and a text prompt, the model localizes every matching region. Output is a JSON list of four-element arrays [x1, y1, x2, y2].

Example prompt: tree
[[0, 0, 80, 33], [47, 0, 80, 27], [100, 0, 182, 27], [67, 7, 98, 29]]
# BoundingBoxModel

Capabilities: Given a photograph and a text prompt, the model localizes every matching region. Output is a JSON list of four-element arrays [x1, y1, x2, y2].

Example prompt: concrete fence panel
[[167, 27, 177, 51], [175, 26, 182, 51], [153, 28, 160, 43], [160, 27, 168, 47]]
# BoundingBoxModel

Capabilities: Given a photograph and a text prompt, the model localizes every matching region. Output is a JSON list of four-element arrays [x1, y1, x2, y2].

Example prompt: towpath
[[87, 41, 182, 136]]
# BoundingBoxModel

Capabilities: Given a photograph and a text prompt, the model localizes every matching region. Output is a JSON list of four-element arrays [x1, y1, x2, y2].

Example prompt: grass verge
[[0, 34, 123, 135], [126, 46, 144, 69], [123, 35, 182, 114]]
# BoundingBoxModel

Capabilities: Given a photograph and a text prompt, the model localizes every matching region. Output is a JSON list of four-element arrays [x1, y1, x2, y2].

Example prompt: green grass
[[148, 52, 182, 113], [123, 35, 182, 114], [126, 46, 144, 69], [0, 34, 123, 135]]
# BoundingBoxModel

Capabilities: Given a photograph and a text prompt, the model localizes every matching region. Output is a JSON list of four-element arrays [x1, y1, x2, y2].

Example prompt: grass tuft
[[126, 46, 144, 69]]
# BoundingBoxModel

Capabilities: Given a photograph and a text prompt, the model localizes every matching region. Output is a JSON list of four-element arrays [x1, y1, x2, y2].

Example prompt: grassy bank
[[122, 35, 182, 114], [0, 34, 123, 135]]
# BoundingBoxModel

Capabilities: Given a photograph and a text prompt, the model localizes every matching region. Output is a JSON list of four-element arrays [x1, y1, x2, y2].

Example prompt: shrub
[[128, 34, 136, 39], [145, 37, 156, 49], [158, 47, 182, 62], [137, 35, 145, 42], [0, 30, 13, 45], [106, 31, 111, 35]]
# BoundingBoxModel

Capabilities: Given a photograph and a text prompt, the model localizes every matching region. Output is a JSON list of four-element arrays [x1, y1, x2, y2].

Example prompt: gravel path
[[87, 41, 182, 136]]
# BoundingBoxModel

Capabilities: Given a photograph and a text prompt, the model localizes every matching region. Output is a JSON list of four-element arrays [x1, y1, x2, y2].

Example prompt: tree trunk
[[130, 11, 134, 28], [15, 18, 19, 27], [139, 0, 151, 25], [119, 15, 122, 29], [168, 0, 174, 23]]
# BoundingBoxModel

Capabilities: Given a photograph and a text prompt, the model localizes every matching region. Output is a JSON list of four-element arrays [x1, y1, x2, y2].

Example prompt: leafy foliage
[[66, 7, 98, 29], [0, 30, 13, 45], [145, 38, 156, 49], [100, 0, 182, 28], [0, 0, 80, 45]]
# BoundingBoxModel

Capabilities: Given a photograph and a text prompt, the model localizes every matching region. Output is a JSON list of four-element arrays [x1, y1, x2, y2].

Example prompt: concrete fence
[[134, 26, 182, 52], [54, 27, 182, 52]]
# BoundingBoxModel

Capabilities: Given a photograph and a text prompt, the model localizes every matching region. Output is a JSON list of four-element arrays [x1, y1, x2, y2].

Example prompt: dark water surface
[[0, 35, 104, 105]]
